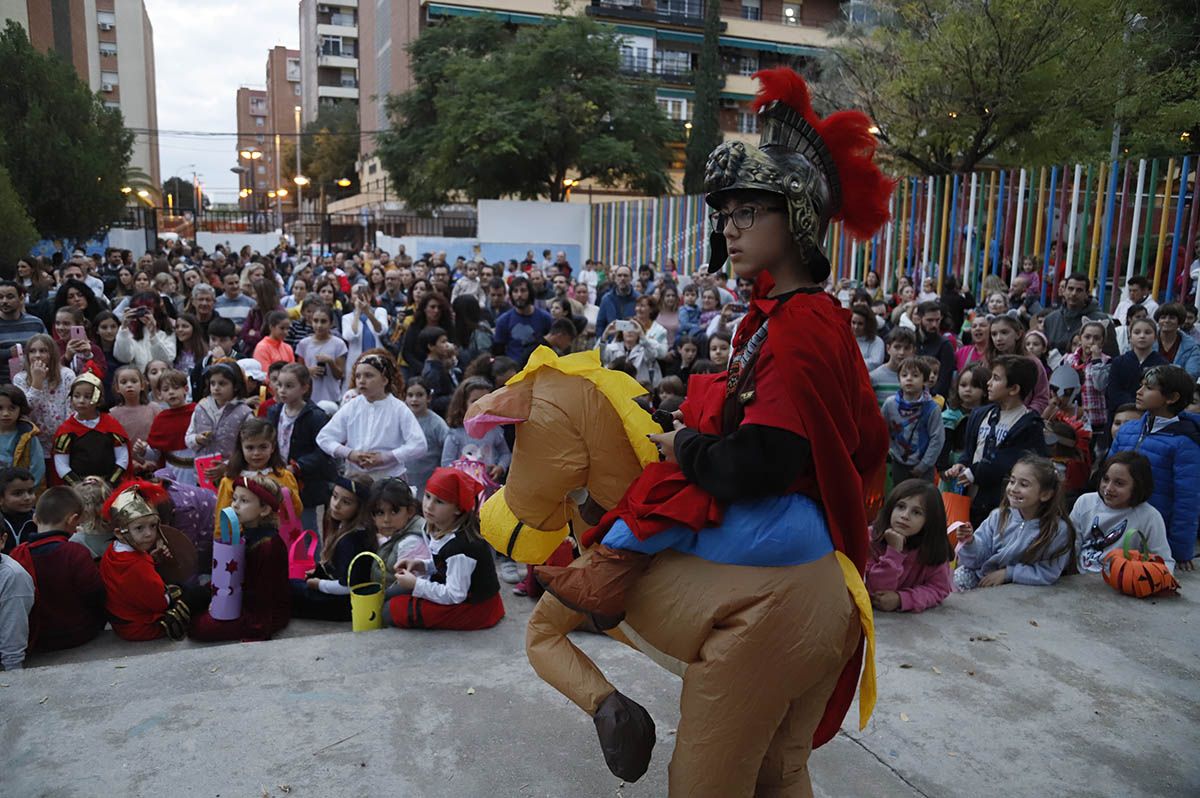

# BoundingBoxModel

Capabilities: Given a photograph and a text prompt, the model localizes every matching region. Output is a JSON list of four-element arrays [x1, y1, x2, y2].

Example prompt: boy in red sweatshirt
[[13, 486, 106, 652], [99, 481, 200, 641]]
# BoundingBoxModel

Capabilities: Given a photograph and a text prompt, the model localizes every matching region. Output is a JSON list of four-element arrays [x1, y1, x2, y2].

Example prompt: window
[[320, 35, 342, 56], [104, 101, 120, 110], [738, 54, 759, 76], [99, 42, 118, 56], [782, 3, 801, 25], [256, 134, 265, 144], [294, 84, 302, 96], [330, 11, 356, 26], [656, 97, 689, 122], [657, 0, 701, 18], [97, 10, 115, 28], [658, 50, 691, 77], [101, 70, 119, 86], [738, 111, 759, 134], [286, 58, 301, 81], [368, 162, 378, 175], [255, 117, 264, 128], [741, 0, 761, 21], [257, 165, 266, 175]]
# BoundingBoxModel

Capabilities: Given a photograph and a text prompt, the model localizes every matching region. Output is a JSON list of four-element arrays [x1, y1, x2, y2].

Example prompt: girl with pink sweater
[[867, 479, 953, 613]]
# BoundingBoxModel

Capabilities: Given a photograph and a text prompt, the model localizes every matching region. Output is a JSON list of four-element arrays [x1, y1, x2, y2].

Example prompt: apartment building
[[1, 0, 160, 190], [344, 0, 841, 209], [233, 47, 301, 210], [299, 0, 360, 126]]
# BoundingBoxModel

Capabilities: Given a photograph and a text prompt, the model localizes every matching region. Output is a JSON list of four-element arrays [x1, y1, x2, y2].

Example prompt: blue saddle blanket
[[602, 492, 833, 567]]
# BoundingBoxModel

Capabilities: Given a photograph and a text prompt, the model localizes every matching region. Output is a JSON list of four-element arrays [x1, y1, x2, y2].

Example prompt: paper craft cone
[[210, 508, 245, 621]]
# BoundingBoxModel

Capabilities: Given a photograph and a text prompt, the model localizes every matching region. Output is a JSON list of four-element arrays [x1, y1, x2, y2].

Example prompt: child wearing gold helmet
[[52, 373, 132, 486], [99, 481, 204, 641]]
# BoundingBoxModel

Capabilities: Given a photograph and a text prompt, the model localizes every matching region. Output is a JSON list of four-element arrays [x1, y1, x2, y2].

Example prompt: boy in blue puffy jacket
[[1109, 365, 1200, 570]]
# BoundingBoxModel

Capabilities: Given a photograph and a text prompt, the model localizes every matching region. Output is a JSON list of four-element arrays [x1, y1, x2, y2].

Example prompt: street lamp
[[335, 177, 352, 188], [239, 148, 264, 230]]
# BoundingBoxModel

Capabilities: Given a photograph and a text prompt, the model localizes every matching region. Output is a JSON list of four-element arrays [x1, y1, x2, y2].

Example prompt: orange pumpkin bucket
[[1102, 529, 1180, 598]]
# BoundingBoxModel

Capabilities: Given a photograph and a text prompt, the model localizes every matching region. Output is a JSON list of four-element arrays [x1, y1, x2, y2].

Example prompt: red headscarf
[[425, 468, 481, 514]]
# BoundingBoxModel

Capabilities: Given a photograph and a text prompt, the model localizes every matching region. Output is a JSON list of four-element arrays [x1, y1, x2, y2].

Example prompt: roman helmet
[[703, 68, 894, 279]]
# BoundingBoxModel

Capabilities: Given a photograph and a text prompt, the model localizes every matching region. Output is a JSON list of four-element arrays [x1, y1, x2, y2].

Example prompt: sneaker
[[498, 556, 523, 584], [512, 581, 529, 596]]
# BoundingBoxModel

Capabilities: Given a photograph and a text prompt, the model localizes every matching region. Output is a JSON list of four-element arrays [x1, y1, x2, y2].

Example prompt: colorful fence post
[[1165, 155, 1191, 301], [1153, 159, 1177, 299], [1011, 168, 1027, 286], [1041, 166, 1060, 305], [1140, 158, 1161, 275], [1097, 160, 1120, 308]]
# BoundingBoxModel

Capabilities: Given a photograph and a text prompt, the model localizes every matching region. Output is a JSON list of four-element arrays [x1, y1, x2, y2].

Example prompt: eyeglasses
[[709, 206, 784, 232]]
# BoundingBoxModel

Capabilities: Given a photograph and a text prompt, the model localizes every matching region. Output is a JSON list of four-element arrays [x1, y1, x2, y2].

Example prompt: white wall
[[477, 199, 591, 261], [196, 232, 287, 254]]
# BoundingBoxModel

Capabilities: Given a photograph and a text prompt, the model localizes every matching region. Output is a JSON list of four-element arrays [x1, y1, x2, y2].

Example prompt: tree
[[0, 162, 37, 267], [377, 12, 675, 207], [814, 0, 1134, 174], [280, 102, 360, 203], [162, 176, 209, 212], [684, 0, 724, 193], [0, 20, 132, 239]]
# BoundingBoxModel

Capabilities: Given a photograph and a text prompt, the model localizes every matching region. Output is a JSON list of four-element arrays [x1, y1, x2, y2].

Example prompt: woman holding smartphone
[[114, 291, 176, 372]]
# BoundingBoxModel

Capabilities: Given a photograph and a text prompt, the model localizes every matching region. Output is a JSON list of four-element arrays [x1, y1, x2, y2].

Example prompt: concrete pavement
[[2, 574, 1197, 797]]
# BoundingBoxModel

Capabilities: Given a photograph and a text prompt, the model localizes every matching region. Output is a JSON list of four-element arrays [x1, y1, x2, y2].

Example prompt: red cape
[[147, 403, 196, 452], [587, 272, 887, 748], [100, 546, 168, 641]]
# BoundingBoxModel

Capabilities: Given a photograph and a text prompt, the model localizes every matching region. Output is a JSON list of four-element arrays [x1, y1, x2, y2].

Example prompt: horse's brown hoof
[[593, 689, 655, 781]]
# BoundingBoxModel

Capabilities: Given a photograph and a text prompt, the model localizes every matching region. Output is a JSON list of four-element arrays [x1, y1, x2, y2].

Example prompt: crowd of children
[[0, 246, 1196, 669]]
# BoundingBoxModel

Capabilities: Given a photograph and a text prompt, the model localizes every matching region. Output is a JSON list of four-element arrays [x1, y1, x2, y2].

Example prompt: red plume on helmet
[[751, 67, 894, 240], [101, 479, 170, 523]]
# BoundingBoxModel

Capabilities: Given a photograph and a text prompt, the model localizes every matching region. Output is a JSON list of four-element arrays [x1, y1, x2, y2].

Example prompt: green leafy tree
[[0, 20, 133, 238], [815, 0, 1134, 173], [0, 162, 37, 266], [377, 13, 675, 207], [684, 0, 724, 193], [280, 102, 360, 204]]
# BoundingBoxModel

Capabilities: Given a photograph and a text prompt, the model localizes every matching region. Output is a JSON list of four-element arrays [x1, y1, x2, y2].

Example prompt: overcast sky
[[143, 0, 298, 202]]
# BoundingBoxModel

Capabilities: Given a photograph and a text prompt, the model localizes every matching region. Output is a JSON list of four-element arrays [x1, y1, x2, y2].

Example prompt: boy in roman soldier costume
[[99, 480, 204, 641], [533, 68, 892, 788], [53, 373, 132, 486]]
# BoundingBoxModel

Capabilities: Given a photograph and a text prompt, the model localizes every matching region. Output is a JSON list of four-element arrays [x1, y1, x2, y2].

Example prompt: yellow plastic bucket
[[348, 551, 387, 631]]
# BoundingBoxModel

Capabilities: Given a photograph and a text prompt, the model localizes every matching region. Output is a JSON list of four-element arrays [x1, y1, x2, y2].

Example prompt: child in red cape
[[100, 481, 204, 641]]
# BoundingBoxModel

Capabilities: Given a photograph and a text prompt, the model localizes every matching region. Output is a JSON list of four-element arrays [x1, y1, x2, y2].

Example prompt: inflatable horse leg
[[526, 591, 657, 781], [620, 551, 857, 798]]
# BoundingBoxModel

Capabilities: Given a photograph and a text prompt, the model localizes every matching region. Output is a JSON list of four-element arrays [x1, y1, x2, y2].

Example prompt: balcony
[[317, 52, 358, 68], [320, 77, 360, 89], [619, 62, 710, 87], [318, 85, 359, 99], [587, 1, 726, 31], [317, 22, 358, 37]]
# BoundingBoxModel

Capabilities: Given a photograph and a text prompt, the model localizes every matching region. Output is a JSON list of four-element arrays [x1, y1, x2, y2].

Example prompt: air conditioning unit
[[99, 22, 114, 31], [102, 82, 115, 93], [318, 4, 331, 12]]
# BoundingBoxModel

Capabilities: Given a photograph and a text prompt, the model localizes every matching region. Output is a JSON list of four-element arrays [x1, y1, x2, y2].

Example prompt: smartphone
[[7, 343, 22, 379], [614, 319, 639, 333], [651, 409, 675, 433], [70, 325, 87, 341], [131, 307, 149, 319]]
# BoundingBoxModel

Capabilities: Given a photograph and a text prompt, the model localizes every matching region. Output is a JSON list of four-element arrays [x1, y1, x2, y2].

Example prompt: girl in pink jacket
[[867, 479, 953, 613]]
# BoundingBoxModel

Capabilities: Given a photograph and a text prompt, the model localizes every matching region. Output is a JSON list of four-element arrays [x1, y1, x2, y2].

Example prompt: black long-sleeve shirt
[[675, 424, 812, 504]]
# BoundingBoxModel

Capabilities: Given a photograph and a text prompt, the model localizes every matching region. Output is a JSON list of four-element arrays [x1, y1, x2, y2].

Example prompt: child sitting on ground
[[939, 364, 988, 484], [1107, 364, 1200, 570], [14, 486, 106, 652], [99, 481, 204, 641], [53, 373, 132, 486], [108, 366, 160, 473], [213, 417, 302, 535], [0, 386, 45, 487], [954, 455, 1074, 590], [186, 361, 253, 486], [267, 363, 335, 533], [1071, 452, 1172, 574], [140, 369, 197, 484], [404, 378, 450, 499], [190, 475, 290, 642], [386, 468, 505, 630], [0, 525, 35, 669], [290, 476, 375, 622], [0, 467, 37, 554], [866, 479, 952, 613], [68, 476, 114, 560], [944, 356, 1049, 526], [882, 356, 944, 484], [369, 477, 428, 598]]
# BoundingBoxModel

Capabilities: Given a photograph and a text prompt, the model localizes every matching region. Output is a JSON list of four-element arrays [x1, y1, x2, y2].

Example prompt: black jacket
[[267, 401, 336, 506], [957, 403, 1048, 523]]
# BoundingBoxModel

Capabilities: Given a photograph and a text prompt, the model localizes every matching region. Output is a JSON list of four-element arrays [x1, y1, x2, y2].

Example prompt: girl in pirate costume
[[53, 373, 132, 486], [99, 481, 208, 641], [535, 68, 892, 778]]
